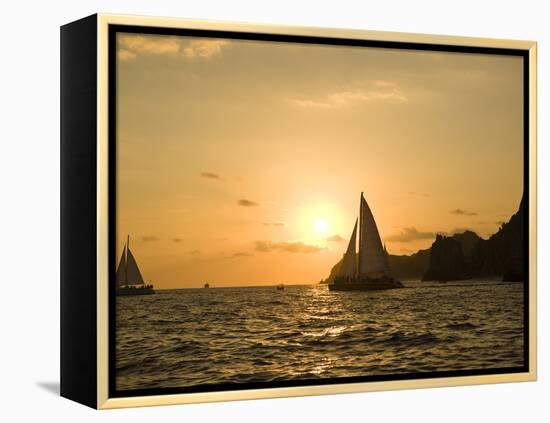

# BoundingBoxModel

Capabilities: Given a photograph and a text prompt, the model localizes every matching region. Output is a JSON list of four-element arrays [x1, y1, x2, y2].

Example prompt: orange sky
[[116, 33, 524, 288]]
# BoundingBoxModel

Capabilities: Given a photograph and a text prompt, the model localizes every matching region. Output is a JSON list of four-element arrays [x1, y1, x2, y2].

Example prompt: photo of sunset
[[114, 31, 526, 393]]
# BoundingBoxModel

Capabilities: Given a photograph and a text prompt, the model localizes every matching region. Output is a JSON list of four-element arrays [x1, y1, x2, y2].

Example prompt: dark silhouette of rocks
[[472, 195, 525, 280], [320, 195, 525, 284], [422, 231, 483, 281], [422, 233, 477, 281], [423, 196, 524, 281], [388, 249, 430, 280]]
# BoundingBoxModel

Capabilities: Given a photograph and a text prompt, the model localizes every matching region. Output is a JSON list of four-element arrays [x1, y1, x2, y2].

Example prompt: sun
[[313, 219, 329, 234]]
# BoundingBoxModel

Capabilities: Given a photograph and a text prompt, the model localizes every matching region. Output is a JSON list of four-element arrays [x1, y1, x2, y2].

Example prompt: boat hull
[[328, 278, 403, 291], [117, 286, 155, 296]]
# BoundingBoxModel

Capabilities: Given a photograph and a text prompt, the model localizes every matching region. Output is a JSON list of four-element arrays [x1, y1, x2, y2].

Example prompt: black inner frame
[[108, 24, 530, 399]]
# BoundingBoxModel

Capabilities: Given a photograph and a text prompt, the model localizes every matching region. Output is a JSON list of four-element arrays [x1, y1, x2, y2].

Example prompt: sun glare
[[314, 219, 329, 234]]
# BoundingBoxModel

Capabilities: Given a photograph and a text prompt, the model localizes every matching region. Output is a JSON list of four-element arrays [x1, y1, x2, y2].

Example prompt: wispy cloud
[[238, 199, 259, 207], [254, 240, 325, 254], [386, 227, 435, 243], [408, 191, 431, 198], [141, 235, 159, 242], [290, 80, 408, 109], [439, 228, 476, 236], [189, 249, 201, 255], [200, 172, 223, 180], [118, 49, 136, 61], [118, 34, 228, 62], [230, 252, 254, 258], [326, 234, 346, 242], [476, 221, 502, 226], [172, 238, 183, 243], [183, 39, 228, 59], [262, 221, 287, 227], [118, 35, 180, 61], [450, 209, 477, 216]]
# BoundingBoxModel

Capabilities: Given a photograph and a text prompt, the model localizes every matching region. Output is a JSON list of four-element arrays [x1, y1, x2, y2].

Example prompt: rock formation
[[423, 196, 525, 281]]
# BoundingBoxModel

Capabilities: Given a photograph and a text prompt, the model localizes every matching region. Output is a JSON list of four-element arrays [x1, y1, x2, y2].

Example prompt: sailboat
[[116, 235, 155, 296], [329, 192, 403, 291]]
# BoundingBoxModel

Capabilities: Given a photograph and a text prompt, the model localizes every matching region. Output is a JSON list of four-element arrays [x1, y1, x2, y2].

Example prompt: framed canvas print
[[60, 14, 537, 409]]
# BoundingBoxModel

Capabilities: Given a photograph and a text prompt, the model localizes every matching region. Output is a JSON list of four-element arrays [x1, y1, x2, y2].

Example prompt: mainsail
[[116, 244, 127, 287], [338, 218, 358, 278], [358, 193, 390, 278], [116, 237, 146, 286], [126, 248, 145, 285]]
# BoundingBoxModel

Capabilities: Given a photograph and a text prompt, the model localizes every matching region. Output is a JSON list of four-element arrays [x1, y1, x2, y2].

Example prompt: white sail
[[116, 245, 127, 287], [338, 219, 358, 278], [358, 193, 390, 278], [126, 247, 145, 285]]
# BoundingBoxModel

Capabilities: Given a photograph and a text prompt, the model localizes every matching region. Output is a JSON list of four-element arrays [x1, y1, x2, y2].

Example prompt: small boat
[[329, 193, 403, 291], [204, 282, 210, 288], [116, 235, 155, 296], [276, 284, 285, 290]]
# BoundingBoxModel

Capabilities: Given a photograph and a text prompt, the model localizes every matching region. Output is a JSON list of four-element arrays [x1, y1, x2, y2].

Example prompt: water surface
[[116, 280, 524, 390]]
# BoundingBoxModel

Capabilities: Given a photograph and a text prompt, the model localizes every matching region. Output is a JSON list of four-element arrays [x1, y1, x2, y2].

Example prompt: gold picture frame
[[60, 13, 537, 409]]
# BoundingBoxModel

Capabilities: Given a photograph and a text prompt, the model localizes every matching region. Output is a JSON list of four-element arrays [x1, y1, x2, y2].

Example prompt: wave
[[445, 322, 477, 330], [116, 283, 524, 390], [371, 331, 442, 348]]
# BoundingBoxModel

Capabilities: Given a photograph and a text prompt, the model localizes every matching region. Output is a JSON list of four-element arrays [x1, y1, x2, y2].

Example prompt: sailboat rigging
[[329, 193, 403, 291], [116, 235, 155, 296]]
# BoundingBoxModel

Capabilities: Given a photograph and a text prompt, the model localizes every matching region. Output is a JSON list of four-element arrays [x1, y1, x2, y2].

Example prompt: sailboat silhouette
[[329, 193, 403, 291], [116, 235, 155, 296]]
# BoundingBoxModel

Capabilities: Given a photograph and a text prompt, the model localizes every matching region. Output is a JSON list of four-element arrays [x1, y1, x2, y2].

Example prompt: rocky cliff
[[423, 196, 524, 281], [421, 232, 479, 281]]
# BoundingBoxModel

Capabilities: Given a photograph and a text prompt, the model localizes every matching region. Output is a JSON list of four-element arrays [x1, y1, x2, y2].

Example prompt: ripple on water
[[116, 282, 525, 391]]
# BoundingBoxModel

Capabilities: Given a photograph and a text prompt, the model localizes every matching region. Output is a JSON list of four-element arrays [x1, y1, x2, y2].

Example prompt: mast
[[125, 235, 146, 285], [357, 192, 363, 277], [358, 193, 391, 278]]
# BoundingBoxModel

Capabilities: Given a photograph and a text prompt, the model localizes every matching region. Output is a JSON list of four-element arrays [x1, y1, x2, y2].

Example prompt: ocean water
[[116, 280, 524, 391]]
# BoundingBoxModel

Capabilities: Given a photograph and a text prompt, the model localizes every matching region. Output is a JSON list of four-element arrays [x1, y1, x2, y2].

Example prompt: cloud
[[231, 252, 254, 258], [476, 221, 502, 226], [118, 35, 180, 61], [118, 49, 136, 61], [254, 240, 325, 254], [326, 234, 346, 242], [408, 191, 431, 198], [450, 209, 477, 216], [172, 238, 183, 243], [200, 172, 223, 180], [386, 227, 435, 243], [118, 35, 227, 62], [290, 80, 407, 109], [183, 39, 228, 59], [141, 235, 159, 242], [189, 249, 201, 255], [438, 228, 475, 236], [238, 199, 259, 207], [262, 221, 287, 227]]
